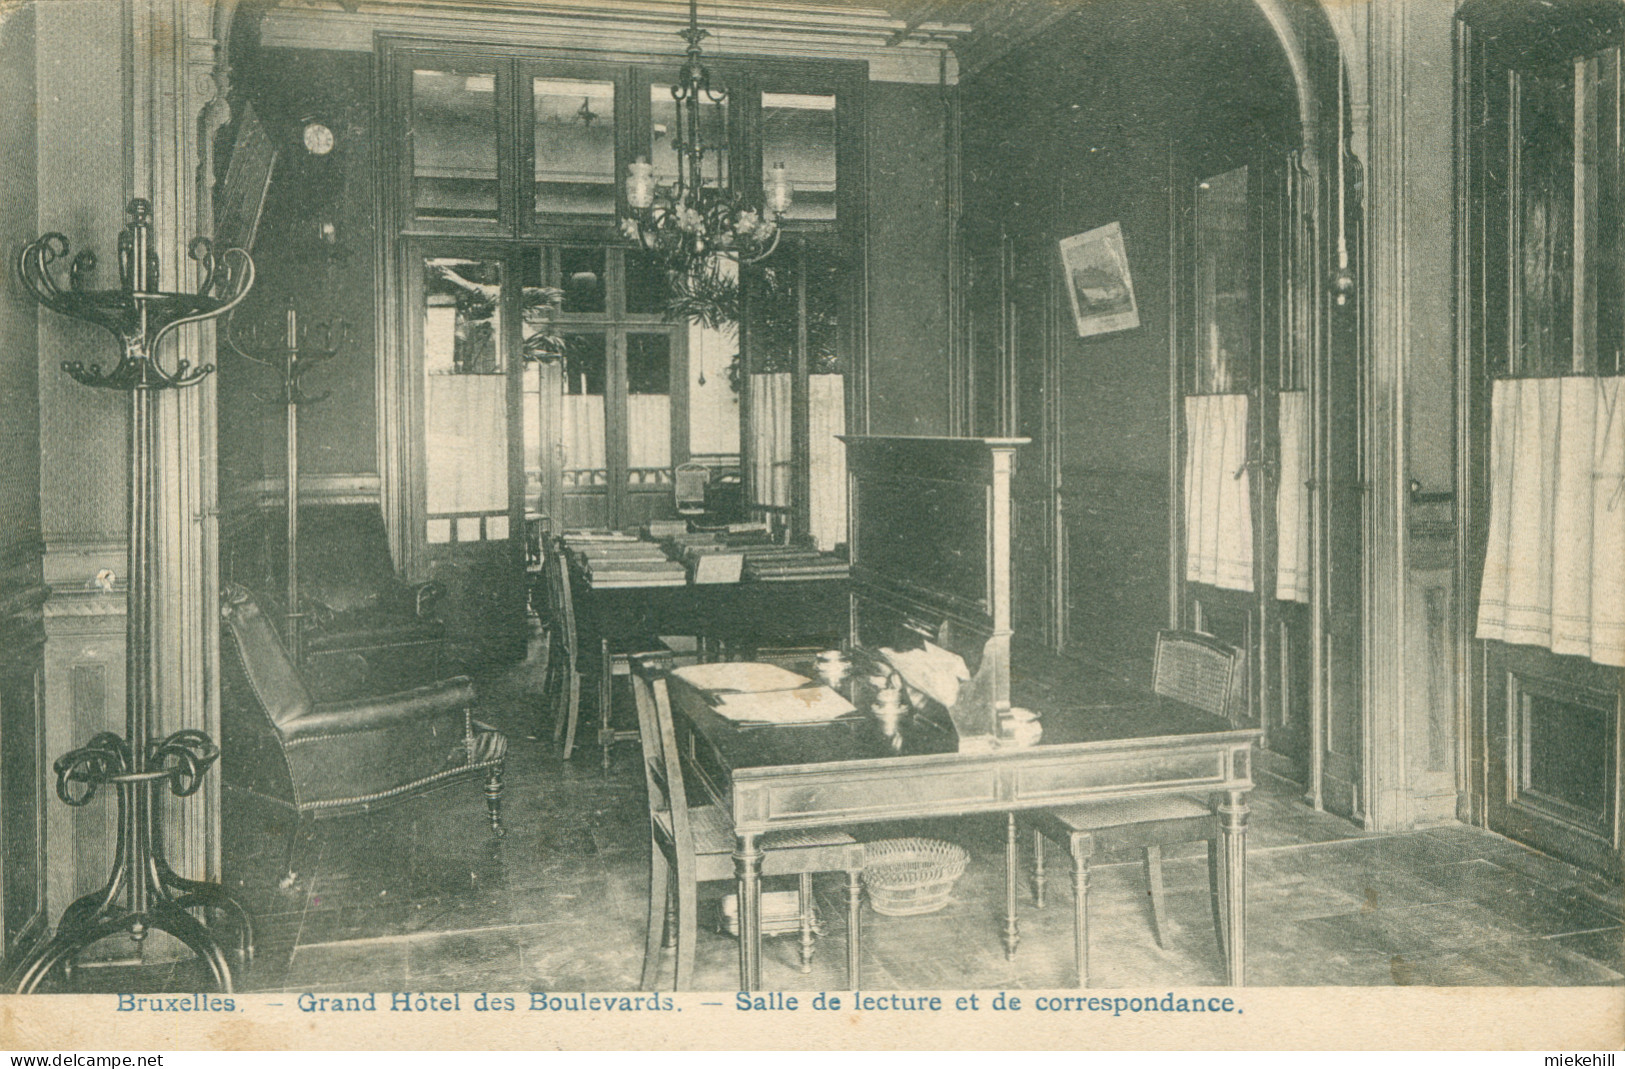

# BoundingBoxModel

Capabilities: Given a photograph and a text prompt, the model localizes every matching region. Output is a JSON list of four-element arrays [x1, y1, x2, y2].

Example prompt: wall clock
[[301, 118, 336, 157]]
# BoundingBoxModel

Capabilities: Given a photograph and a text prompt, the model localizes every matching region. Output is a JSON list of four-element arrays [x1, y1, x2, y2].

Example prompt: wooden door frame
[[1169, 153, 1294, 773], [1166, 1, 1364, 819], [1453, 6, 1625, 869]]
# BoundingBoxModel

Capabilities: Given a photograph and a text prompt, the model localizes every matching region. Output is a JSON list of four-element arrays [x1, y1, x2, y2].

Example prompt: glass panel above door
[[625, 249, 671, 315], [424, 258, 506, 374], [413, 69, 500, 222], [1511, 50, 1624, 376], [1517, 66, 1577, 374], [762, 92, 836, 221], [533, 76, 616, 217], [559, 246, 607, 313], [1193, 165, 1251, 394]]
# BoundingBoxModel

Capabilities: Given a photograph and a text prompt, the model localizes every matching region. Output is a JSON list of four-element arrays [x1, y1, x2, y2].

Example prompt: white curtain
[[751, 372, 793, 508], [1275, 390, 1311, 603], [1477, 376, 1625, 667], [688, 318, 741, 457], [425, 375, 507, 514], [626, 394, 671, 472], [562, 394, 606, 484], [808, 374, 847, 551], [1184, 392, 1254, 592]]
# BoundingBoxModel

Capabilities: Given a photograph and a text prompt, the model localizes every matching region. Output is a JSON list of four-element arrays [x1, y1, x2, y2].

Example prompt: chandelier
[[620, 0, 793, 278]]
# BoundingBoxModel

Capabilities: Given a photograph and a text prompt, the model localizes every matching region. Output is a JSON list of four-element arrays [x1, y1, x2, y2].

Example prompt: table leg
[[1216, 789, 1249, 986], [1069, 834, 1092, 988], [846, 869, 862, 989], [734, 832, 763, 991], [1002, 814, 1020, 959]]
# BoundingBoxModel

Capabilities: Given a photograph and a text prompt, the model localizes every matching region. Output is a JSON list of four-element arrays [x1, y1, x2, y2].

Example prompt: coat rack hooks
[[225, 301, 350, 664], [9, 198, 256, 993]]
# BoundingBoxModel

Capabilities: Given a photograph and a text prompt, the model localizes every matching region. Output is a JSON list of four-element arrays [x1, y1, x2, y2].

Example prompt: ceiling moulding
[[948, 0, 1072, 80], [257, 0, 971, 84]]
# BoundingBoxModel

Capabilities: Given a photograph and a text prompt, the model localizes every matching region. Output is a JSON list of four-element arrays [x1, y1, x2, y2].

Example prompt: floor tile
[[55, 657, 1625, 993]]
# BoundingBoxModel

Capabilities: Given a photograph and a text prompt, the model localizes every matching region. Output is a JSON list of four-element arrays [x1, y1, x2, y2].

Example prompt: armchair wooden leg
[[641, 846, 669, 990], [279, 812, 314, 891], [846, 869, 862, 989], [484, 766, 505, 838], [532, 625, 554, 737], [1217, 790, 1249, 985], [1144, 844, 1167, 948], [1032, 829, 1047, 909], [797, 872, 815, 973]]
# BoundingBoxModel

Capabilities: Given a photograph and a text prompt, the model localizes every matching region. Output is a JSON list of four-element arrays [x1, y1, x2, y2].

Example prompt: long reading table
[[665, 667, 1260, 991]]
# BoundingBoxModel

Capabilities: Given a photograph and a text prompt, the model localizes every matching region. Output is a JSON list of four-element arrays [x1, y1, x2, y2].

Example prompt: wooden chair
[[629, 663, 865, 990], [541, 535, 684, 767], [1011, 629, 1244, 986], [539, 539, 584, 756], [595, 632, 683, 772]]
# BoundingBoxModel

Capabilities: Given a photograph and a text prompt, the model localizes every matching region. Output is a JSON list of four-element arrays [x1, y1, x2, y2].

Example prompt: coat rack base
[[9, 735, 255, 994]]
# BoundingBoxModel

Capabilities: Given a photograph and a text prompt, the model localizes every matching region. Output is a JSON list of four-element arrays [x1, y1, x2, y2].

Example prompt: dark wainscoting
[[1060, 467, 1169, 686], [0, 549, 48, 971]]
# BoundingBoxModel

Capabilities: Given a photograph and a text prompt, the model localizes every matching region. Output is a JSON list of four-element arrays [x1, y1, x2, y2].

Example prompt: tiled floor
[[55, 658, 1624, 992]]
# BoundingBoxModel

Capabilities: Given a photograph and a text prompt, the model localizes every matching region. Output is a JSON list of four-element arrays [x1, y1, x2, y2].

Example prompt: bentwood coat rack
[[225, 303, 348, 664], [10, 199, 256, 992]]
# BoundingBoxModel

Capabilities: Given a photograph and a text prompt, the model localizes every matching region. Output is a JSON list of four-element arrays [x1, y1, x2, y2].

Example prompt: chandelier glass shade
[[621, 0, 792, 279]]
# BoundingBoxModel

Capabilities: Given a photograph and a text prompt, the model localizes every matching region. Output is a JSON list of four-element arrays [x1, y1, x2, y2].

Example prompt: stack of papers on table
[[685, 549, 744, 584], [712, 686, 857, 725], [576, 543, 670, 562], [739, 546, 850, 581], [585, 560, 688, 586], [669, 662, 856, 724], [563, 530, 639, 543], [671, 662, 811, 693]]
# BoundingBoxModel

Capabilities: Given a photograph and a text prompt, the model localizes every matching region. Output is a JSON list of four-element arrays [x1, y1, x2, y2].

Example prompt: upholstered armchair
[[219, 585, 506, 886], [222, 503, 447, 698]]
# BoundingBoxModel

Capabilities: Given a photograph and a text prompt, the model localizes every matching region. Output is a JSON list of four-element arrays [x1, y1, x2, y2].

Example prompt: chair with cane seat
[[1011, 629, 1245, 986]]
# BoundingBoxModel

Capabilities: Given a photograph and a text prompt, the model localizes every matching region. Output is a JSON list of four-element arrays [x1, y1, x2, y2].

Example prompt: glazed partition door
[[538, 327, 685, 531], [1460, 17, 1625, 875], [1176, 161, 1317, 786], [416, 251, 525, 664], [522, 245, 687, 533]]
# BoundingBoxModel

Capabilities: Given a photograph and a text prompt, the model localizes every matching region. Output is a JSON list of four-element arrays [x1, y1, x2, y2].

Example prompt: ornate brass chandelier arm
[[738, 224, 783, 265]]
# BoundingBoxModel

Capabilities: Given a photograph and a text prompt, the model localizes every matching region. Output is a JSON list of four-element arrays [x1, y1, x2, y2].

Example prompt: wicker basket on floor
[[861, 838, 969, 916]]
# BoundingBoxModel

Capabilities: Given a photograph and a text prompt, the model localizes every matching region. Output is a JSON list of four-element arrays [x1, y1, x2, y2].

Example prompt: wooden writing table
[[569, 561, 848, 653], [665, 671, 1261, 991], [561, 554, 848, 762]]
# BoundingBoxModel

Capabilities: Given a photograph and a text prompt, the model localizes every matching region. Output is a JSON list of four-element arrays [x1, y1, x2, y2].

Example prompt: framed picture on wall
[[1059, 221, 1140, 337]]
